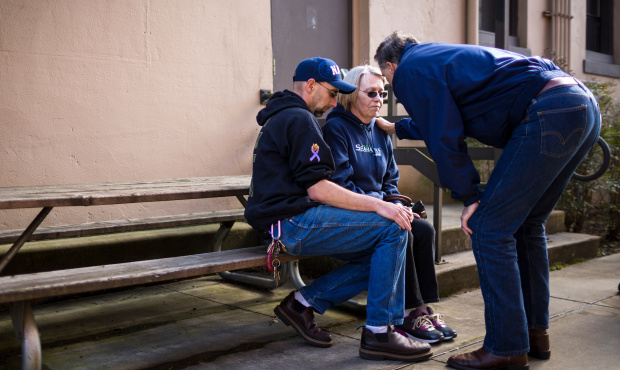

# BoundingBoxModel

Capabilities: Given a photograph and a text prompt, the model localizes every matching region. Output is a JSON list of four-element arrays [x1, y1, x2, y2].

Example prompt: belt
[[535, 76, 578, 97]]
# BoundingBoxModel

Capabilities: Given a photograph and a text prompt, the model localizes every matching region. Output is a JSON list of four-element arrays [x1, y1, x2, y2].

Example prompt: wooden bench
[[0, 176, 299, 370], [0, 245, 300, 369]]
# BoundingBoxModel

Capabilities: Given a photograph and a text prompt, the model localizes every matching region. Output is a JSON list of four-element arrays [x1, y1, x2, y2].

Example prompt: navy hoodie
[[323, 104, 400, 200], [244, 90, 335, 233]]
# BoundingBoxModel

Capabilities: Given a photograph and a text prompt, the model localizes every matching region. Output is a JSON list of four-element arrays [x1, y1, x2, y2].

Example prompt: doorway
[[271, 0, 351, 92]]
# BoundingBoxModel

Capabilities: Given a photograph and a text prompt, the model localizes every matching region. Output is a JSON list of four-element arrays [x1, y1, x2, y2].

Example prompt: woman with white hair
[[322, 65, 456, 344]]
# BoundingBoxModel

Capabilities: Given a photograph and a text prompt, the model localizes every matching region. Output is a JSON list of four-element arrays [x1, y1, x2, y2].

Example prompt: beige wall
[[366, 0, 468, 201], [1, 0, 618, 229], [369, 0, 467, 47], [1, 0, 272, 229]]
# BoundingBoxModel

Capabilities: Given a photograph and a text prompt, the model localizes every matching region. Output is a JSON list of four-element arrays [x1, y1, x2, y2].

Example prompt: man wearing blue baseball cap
[[244, 57, 432, 362]]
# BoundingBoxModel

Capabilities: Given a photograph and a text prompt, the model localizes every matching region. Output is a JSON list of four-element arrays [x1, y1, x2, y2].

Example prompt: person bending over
[[374, 31, 600, 370]]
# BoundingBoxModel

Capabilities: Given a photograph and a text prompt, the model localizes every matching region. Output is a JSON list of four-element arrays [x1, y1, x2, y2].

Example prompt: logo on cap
[[318, 61, 341, 80]]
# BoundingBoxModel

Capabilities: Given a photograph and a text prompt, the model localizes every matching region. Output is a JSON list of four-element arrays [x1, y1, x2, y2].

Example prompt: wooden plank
[[0, 209, 247, 244], [0, 247, 300, 304], [0, 175, 251, 209]]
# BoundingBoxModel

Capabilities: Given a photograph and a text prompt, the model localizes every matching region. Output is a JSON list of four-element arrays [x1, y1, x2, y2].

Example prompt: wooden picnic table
[[0, 175, 251, 274], [0, 175, 312, 370]]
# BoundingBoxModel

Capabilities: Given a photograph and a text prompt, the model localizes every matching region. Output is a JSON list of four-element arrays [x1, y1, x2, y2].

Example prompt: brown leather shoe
[[528, 329, 550, 359], [447, 347, 528, 369], [274, 291, 333, 347], [359, 326, 432, 362]]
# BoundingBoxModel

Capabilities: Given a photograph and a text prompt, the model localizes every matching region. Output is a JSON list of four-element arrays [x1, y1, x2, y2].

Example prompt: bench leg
[[287, 260, 366, 314], [0, 207, 53, 274], [213, 221, 290, 290], [219, 262, 290, 290], [10, 301, 42, 370]]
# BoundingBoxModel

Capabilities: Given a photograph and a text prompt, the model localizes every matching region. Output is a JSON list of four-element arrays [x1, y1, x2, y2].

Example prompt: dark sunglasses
[[317, 82, 338, 99], [362, 90, 388, 99]]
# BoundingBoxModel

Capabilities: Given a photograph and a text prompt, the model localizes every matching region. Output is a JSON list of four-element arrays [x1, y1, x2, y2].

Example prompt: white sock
[[366, 325, 388, 334], [294, 291, 311, 307]]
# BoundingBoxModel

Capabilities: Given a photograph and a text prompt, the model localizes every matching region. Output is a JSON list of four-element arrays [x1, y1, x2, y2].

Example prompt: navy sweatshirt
[[392, 42, 568, 206], [244, 90, 335, 233], [323, 104, 400, 200]]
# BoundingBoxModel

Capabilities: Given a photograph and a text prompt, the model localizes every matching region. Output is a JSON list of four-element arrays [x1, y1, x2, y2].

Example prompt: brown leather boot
[[274, 291, 333, 347], [528, 329, 550, 359], [447, 347, 528, 369], [359, 326, 432, 362]]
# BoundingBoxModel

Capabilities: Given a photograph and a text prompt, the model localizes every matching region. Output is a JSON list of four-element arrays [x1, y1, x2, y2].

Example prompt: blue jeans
[[278, 205, 409, 326], [469, 83, 601, 356]]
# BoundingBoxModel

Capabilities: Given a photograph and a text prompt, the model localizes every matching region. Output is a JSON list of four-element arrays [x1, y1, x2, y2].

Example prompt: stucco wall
[[369, 0, 467, 46], [367, 0, 468, 201], [0, 0, 272, 229], [1, 0, 618, 230]]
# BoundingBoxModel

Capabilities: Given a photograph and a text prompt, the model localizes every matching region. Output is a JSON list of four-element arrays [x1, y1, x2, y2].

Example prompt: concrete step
[[427, 207, 566, 256], [435, 231, 600, 297]]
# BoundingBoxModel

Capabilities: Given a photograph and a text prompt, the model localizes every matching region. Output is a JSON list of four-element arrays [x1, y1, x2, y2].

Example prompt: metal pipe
[[466, 0, 479, 45], [218, 263, 290, 290], [10, 301, 42, 370], [549, 0, 572, 69], [433, 185, 443, 263]]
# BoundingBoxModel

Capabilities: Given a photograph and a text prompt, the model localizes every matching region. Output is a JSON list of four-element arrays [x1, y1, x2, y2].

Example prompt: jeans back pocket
[[538, 105, 587, 158]]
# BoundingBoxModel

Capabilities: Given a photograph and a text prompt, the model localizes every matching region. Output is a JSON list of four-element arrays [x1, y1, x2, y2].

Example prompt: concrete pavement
[[1, 252, 618, 369]]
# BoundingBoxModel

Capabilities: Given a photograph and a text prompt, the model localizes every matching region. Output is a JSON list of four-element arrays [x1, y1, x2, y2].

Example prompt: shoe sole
[[413, 336, 443, 344], [441, 333, 457, 340], [359, 347, 432, 362], [274, 305, 333, 348], [528, 349, 550, 360]]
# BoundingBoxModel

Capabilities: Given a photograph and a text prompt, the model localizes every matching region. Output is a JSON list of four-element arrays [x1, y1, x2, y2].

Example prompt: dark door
[[271, 0, 351, 92]]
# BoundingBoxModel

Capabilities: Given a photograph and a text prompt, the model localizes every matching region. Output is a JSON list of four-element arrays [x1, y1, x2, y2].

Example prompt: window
[[478, 0, 530, 56], [584, 0, 620, 77], [586, 0, 613, 59]]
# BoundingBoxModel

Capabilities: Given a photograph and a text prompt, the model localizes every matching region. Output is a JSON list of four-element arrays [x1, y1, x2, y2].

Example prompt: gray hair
[[374, 31, 420, 69], [337, 65, 385, 111]]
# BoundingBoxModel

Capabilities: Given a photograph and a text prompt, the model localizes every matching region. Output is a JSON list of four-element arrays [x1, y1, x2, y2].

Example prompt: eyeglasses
[[361, 90, 388, 99], [317, 82, 339, 99]]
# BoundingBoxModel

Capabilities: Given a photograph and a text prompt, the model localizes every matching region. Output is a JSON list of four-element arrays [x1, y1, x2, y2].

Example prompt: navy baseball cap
[[293, 57, 357, 94]]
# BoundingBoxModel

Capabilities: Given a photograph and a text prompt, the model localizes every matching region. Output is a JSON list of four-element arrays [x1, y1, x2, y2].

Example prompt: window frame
[[583, 0, 620, 77], [478, 0, 531, 56]]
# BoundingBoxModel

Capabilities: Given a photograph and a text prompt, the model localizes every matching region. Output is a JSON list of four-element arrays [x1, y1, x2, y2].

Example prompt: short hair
[[337, 65, 385, 111], [292, 80, 307, 93], [374, 31, 420, 69]]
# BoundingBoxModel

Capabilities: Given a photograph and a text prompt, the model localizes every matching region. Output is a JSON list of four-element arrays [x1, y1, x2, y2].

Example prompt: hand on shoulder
[[375, 117, 396, 135]]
